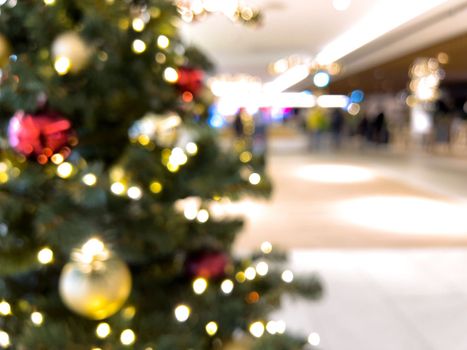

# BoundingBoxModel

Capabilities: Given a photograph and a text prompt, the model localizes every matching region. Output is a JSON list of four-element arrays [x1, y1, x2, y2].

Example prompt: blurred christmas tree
[[0, 1, 321, 349]]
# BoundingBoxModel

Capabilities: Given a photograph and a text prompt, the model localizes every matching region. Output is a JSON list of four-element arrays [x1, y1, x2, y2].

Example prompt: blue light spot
[[208, 114, 224, 128], [350, 90, 364, 103]]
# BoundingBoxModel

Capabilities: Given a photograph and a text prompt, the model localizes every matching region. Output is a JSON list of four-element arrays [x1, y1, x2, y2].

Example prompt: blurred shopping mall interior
[[185, 1, 467, 349], [2, 1, 467, 349]]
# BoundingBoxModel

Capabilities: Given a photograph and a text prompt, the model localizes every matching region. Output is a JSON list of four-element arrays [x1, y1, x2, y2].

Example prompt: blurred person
[[233, 108, 245, 138], [330, 108, 344, 149], [252, 108, 268, 164], [371, 110, 389, 145], [433, 100, 453, 153], [357, 113, 370, 146], [450, 110, 466, 151], [306, 107, 328, 151]]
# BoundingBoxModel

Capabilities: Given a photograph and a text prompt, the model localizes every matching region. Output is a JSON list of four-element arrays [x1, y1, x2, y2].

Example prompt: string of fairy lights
[[0, 122, 262, 206], [0, 113, 316, 347], [1, 237, 321, 348]]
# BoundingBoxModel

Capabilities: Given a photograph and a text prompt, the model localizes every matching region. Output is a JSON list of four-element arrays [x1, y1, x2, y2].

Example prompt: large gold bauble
[[0, 34, 11, 68], [59, 257, 132, 320], [52, 32, 92, 73]]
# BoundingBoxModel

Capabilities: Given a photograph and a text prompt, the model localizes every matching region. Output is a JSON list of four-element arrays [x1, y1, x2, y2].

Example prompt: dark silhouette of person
[[330, 108, 344, 148], [233, 108, 244, 138], [372, 111, 388, 144]]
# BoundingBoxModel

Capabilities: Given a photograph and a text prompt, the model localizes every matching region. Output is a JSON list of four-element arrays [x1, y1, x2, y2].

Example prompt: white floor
[[243, 137, 467, 349], [276, 249, 467, 350]]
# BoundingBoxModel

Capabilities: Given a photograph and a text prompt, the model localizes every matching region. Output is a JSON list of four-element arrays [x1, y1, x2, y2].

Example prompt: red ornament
[[177, 67, 204, 96], [186, 251, 229, 279], [8, 111, 75, 163]]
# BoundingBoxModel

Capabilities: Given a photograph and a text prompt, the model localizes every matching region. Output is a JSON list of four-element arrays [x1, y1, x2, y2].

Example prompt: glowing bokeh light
[[221, 279, 234, 294], [31, 311, 44, 326], [131, 39, 146, 54], [127, 186, 143, 200], [111, 181, 126, 195], [255, 262, 269, 276], [249, 321, 265, 338], [174, 304, 191, 322], [192, 278, 208, 295], [120, 329, 136, 346], [54, 56, 71, 75], [249, 173, 261, 185], [150, 181, 163, 194], [132, 39, 147, 54], [261, 241, 273, 254], [313, 71, 330, 88], [56, 162, 74, 179], [266, 321, 278, 334], [0, 331, 10, 347], [157, 35, 170, 49], [347, 103, 361, 116], [132, 18, 145, 32], [37, 247, 54, 265], [281, 270, 294, 283], [164, 67, 179, 83], [244, 267, 256, 280], [350, 90, 364, 103], [205, 321, 218, 336], [0, 301, 11, 316], [308, 332, 321, 346], [96, 322, 111, 339], [196, 209, 209, 223], [185, 142, 198, 155], [82, 173, 97, 186], [276, 320, 286, 334]]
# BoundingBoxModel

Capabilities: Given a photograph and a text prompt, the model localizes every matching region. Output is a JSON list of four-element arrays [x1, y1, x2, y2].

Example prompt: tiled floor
[[235, 137, 467, 349]]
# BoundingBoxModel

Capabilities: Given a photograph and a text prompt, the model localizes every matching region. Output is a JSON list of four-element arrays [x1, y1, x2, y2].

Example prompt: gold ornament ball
[[52, 32, 92, 73], [0, 34, 11, 67], [59, 257, 132, 320]]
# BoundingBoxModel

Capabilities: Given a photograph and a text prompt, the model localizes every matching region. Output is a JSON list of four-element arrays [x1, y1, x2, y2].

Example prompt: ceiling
[[181, 0, 371, 78], [181, 0, 467, 84]]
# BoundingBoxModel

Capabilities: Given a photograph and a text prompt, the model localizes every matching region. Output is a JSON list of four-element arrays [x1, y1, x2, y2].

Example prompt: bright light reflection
[[336, 196, 467, 235], [295, 164, 374, 184], [217, 91, 316, 110], [317, 95, 349, 108], [263, 65, 310, 93], [222, 199, 268, 219]]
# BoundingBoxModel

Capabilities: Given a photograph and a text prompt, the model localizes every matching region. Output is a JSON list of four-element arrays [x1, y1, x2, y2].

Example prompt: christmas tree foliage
[[0, 1, 321, 349]]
